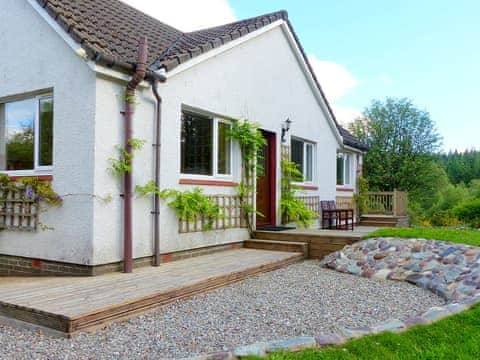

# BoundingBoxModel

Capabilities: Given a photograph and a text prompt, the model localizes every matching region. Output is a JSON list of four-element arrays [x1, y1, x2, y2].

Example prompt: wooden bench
[[320, 200, 354, 231]]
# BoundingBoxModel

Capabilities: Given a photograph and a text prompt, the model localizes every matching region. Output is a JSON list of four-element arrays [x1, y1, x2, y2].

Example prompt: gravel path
[[0, 261, 443, 359]]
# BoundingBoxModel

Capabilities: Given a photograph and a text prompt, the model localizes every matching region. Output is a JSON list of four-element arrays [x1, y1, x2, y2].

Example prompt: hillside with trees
[[350, 98, 480, 228]]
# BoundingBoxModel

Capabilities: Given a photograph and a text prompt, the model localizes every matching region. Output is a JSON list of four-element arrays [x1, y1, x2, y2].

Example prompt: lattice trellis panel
[[0, 188, 40, 231], [295, 195, 321, 216], [179, 194, 250, 233]]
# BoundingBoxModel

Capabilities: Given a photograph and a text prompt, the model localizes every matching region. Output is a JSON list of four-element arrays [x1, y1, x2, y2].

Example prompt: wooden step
[[253, 230, 362, 260], [244, 239, 308, 257]]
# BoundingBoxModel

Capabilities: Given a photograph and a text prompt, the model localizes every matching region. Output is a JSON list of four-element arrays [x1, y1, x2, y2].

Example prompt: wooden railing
[[179, 194, 249, 233], [365, 190, 408, 216]]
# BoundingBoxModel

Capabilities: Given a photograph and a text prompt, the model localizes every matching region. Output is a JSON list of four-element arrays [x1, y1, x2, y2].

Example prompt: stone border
[[187, 294, 480, 360], [186, 238, 480, 359]]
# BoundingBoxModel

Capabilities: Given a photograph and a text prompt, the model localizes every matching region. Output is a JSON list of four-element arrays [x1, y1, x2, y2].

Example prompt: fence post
[[393, 189, 398, 217]]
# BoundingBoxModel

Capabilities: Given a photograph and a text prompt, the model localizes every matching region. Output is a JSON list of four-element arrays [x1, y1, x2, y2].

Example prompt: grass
[[253, 305, 480, 360], [363, 227, 480, 247], [251, 227, 480, 359]]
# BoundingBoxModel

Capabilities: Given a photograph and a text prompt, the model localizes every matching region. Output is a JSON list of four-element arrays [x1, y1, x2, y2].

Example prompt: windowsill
[[298, 184, 318, 190], [294, 182, 318, 191], [4, 174, 53, 181], [179, 178, 238, 187], [336, 186, 354, 192]]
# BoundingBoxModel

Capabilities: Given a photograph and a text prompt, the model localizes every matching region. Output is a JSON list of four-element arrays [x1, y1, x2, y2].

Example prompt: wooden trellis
[[295, 195, 321, 216], [179, 194, 249, 233], [0, 187, 39, 231]]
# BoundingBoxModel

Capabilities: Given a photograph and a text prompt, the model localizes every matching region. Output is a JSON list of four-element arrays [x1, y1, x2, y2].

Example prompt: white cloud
[[121, 0, 237, 32], [307, 55, 362, 125], [307, 55, 358, 101], [332, 105, 362, 126]]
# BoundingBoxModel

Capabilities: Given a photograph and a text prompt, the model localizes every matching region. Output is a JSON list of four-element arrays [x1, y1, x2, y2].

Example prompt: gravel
[[0, 261, 443, 359]]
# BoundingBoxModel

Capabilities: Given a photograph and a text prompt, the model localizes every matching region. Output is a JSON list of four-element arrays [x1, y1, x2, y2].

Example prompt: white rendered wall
[[92, 25, 341, 264], [0, 1, 96, 263]]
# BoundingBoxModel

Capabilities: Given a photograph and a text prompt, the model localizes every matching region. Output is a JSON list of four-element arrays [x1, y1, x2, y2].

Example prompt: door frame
[[256, 130, 277, 227]]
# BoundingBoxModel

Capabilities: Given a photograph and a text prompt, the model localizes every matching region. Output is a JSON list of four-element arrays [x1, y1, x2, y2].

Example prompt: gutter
[[150, 72, 167, 267], [123, 37, 149, 273]]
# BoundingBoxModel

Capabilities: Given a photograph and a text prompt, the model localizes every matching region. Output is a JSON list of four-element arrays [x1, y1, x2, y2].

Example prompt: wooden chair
[[320, 200, 354, 231]]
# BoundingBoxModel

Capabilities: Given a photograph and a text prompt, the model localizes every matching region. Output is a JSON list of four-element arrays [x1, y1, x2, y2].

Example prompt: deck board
[[0, 249, 301, 333]]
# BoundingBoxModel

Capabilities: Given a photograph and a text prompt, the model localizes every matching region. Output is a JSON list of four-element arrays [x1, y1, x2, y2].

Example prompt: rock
[[339, 327, 372, 339], [404, 316, 430, 326], [373, 269, 391, 280], [372, 319, 406, 333], [421, 306, 451, 322], [266, 337, 317, 353], [234, 343, 268, 357], [315, 333, 346, 346]]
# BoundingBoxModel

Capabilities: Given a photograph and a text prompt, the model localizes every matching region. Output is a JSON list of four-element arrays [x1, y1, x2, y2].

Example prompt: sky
[[123, 0, 479, 152]]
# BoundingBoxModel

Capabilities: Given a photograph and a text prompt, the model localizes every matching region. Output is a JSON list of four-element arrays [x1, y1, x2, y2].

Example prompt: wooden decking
[[254, 226, 377, 259], [0, 249, 302, 334]]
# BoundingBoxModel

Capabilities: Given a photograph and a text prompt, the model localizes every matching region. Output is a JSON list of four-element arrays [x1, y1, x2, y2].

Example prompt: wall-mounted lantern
[[281, 118, 292, 143]]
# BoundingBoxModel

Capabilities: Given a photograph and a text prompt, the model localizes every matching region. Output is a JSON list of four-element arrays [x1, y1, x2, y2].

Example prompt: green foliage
[[0, 174, 62, 207], [280, 160, 318, 227], [107, 138, 146, 178], [350, 98, 442, 196], [227, 119, 267, 233], [454, 199, 480, 228], [228, 119, 267, 178], [437, 149, 480, 185], [364, 227, 480, 247], [135, 180, 160, 197], [353, 177, 369, 214], [158, 188, 223, 230]]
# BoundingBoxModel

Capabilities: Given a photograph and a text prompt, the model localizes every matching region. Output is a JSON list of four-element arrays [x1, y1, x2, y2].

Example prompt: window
[[291, 138, 314, 182], [0, 94, 53, 172], [181, 111, 232, 177], [337, 152, 353, 186]]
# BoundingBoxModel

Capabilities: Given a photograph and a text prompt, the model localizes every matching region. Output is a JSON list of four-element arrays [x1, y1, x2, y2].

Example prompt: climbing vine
[[136, 182, 223, 231], [227, 119, 266, 234], [107, 138, 146, 178], [354, 176, 369, 215], [280, 159, 318, 227]]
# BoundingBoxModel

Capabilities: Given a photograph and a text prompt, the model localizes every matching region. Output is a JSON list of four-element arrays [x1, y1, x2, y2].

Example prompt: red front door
[[256, 131, 276, 227]]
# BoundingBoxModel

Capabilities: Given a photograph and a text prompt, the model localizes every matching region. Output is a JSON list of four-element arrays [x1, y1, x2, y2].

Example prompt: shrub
[[429, 210, 460, 227], [454, 199, 480, 228]]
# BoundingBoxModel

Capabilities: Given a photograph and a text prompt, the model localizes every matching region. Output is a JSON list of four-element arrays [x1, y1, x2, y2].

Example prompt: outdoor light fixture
[[281, 117, 292, 143]]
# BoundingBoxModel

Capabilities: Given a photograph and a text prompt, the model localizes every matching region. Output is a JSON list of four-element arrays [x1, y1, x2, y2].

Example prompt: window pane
[[217, 122, 231, 175], [3, 99, 35, 170], [39, 97, 53, 166], [345, 154, 351, 185], [305, 144, 313, 182], [336, 154, 344, 185], [291, 138, 304, 175], [181, 112, 213, 175]]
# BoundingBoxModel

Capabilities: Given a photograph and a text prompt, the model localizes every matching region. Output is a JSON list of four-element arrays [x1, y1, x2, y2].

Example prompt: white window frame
[[0, 93, 54, 176], [337, 152, 353, 187], [291, 137, 315, 185], [180, 114, 233, 180]]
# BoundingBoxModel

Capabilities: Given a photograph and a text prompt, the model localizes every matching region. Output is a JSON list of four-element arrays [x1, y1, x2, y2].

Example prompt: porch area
[[252, 226, 378, 259], [0, 248, 302, 334]]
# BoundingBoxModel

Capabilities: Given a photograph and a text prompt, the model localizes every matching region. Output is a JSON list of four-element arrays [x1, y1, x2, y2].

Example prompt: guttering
[[150, 70, 167, 267], [123, 37, 148, 273]]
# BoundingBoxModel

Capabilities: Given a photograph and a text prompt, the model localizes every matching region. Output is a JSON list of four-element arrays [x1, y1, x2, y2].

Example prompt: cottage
[[0, 0, 366, 275]]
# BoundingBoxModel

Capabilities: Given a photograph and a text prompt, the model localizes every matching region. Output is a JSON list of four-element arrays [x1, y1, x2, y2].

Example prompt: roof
[[35, 0, 287, 72], [35, 0, 364, 150], [339, 126, 368, 152]]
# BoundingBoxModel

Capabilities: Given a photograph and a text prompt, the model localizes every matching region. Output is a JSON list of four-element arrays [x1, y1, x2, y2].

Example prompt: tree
[[350, 98, 442, 199]]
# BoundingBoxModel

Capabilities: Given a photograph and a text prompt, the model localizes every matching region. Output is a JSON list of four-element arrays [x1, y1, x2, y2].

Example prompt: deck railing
[[365, 190, 408, 216]]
